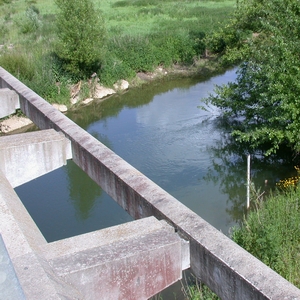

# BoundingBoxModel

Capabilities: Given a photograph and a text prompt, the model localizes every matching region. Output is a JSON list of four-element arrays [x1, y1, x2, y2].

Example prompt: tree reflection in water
[[203, 116, 297, 225]]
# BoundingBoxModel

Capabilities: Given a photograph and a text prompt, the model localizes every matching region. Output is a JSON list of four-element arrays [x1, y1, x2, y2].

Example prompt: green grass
[[104, 0, 235, 36], [0, 0, 235, 42], [0, 0, 235, 104]]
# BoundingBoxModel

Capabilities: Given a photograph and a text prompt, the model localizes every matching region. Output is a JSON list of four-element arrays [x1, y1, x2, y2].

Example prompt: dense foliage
[[232, 187, 300, 288], [206, 0, 300, 155]]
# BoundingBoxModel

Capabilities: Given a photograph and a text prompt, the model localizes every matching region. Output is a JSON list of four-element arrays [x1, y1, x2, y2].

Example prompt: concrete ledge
[[0, 169, 46, 257], [41, 216, 171, 260], [0, 88, 19, 118], [42, 217, 182, 300], [0, 129, 72, 187]]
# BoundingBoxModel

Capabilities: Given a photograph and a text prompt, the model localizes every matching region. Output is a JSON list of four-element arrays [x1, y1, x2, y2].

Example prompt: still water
[[15, 68, 295, 243]]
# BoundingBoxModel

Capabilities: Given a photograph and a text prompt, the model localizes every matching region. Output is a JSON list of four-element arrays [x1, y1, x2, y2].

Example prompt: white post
[[247, 154, 251, 209]]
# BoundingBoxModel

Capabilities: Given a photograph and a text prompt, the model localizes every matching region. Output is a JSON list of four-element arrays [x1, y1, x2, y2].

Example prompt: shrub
[[27, 59, 71, 105], [100, 54, 135, 86], [0, 0, 12, 5], [17, 5, 41, 34], [108, 35, 159, 72], [55, 0, 106, 79]]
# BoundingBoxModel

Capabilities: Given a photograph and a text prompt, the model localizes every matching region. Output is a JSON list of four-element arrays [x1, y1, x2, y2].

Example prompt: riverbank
[[0, 56, 224, 134]]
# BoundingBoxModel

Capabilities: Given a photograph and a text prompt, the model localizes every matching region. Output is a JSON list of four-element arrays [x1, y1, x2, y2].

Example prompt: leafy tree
[[55, 0, 106, 79], [206, 0, 300, 155]]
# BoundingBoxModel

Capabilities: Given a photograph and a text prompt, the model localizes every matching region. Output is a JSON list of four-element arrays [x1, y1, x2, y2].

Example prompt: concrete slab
[[41, 217, 182, 300], [0, 88, 19, 118], [0, 129, 72, 187]]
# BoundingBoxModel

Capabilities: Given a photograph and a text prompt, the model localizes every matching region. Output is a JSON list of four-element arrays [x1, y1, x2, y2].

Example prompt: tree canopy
[[206, 0, 300, 155]]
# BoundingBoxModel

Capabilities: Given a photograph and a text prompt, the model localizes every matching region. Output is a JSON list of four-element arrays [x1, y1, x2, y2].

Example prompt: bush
[[0, 0, 12, 5], [105, 31, 199, 78], [108, 35, 159, 72], [55, 0, 106, 79], [25, 54, 71, 105], [100, 54, 135, 86], [17, 5, 41, 34]]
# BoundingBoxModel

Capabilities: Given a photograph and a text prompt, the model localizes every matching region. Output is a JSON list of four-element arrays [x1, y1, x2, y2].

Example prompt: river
[[15, 68, 295, 243]]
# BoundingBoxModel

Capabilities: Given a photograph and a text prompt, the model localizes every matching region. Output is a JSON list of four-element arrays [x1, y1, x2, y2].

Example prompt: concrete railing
[[1, 66, 300, 299]]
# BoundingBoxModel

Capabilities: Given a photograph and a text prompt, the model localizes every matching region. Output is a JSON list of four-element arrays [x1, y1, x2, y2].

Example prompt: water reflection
[[204, 116, 297, 224], [67, 69, 243, 234], [65, 160, 102, 220], [66, 72, 222, 129]]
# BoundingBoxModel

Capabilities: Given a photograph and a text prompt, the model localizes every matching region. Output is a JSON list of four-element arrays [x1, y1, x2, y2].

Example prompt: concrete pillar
[[0, 88, 20, 118], [0, 129, 72, 187]]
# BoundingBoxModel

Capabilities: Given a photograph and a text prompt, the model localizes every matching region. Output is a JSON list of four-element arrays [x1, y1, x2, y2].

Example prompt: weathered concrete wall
[[0, 88, 19, 118], [0, 129, 72, 187], [1, 66, 300, 299]]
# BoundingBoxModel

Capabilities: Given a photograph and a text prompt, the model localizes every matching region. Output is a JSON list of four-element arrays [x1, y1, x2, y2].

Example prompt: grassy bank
[[0, 0, 235, 105], [232, 186, 300, 288]]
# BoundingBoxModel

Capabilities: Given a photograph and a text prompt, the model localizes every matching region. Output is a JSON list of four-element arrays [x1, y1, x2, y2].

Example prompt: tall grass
[[232, 187, 300, 288]]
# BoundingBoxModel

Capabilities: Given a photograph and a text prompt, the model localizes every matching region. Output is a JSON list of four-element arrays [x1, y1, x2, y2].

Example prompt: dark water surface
[[15, 68, 295, 243]]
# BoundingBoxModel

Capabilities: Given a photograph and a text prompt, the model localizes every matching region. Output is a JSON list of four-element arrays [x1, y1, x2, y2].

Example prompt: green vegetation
[[55, 0, 106, 79], [0, 0, 235, 105], [232, 186, 300, 288], [182, 279, 219, 300], [205, 0, 300, 156], [203, 0, 300, 291]]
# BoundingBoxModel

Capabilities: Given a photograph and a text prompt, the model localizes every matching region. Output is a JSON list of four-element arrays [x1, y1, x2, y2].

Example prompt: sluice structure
[[0, 66, 300, 299]]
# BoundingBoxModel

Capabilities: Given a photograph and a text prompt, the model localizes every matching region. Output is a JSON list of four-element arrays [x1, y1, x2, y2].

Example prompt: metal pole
[[247, 154, 251, 209]]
